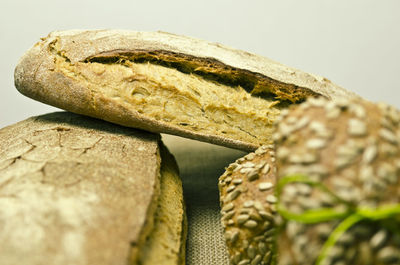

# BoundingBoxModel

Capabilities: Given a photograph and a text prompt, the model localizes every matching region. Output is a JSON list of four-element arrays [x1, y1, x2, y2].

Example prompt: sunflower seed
[[326, 107, 341, 119], [289, 153, 318, 164], [247, 170, 259, 181], [279, 123, 295, 137], [362, 145, 378, 164], [256, 160, 267, 169], [277, 147, 290, 160], [244, 220, 258, 229], [222, 210, 235, 220], [250, 211, 262, 221], [227, 185, 236, 193], [258, 242, 267, 255], [309, 97, 326, 107], [263, 251, 272, 263], [238, 259, 250, 265], [240, 208, 251, 214], [370, 229, 388, 250], [225, 176, 233, 183], [240, 167, 253, 174], [306, 138, 327, 149], [251, 255, 262, 265], [316, 223, 333, 239], [237, 214, 250, 225], [337, 232, 354, 246], [245, 153, 256, 161], [242, 240, 249, 249], [247, 245, 256, 259], [326, 245, 345, 260], [377, 163, 397, 184], [258, 211, 274, 221], [296, 183, 312, 195], [255, 148, 267, 155], [254, 201, 264, 211], [351, 104, 366, 119], [225, 189, 241, 202], [232, 253, 242, 264], [233, 179, 243, 185], [380, 128, 398, 144], [295, 117, 311, 130], [221, 202, 234, 212], [231, 230, 239, 244], [228, 163, 238, 170], [261, 163, 270, 175], [348, 119, 367, 136], [286, 116, 298, 124], [258, 182, 274, 191], [243, 200, 255, 208], [359, 165, 374, 182], [243, 162, 256, 168], [377, 246, 400, 264], [266, 195, 278, 204], [253, 235, 265, 242]]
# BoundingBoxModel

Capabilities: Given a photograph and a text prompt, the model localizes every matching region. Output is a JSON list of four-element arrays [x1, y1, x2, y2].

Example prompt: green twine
[[276, 174, 400, 265]]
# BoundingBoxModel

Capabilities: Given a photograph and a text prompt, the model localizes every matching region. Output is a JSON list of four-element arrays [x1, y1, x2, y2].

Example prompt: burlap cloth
[[162, 135, 247, 265]]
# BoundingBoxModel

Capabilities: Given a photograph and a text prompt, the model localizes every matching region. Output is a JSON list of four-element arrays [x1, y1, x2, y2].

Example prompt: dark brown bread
[[0, 112, 186, 265], [15, 30, 358, 151]]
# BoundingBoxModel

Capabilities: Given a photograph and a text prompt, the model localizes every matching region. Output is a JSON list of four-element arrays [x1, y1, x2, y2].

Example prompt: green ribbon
[[276, 175, 400, 265]]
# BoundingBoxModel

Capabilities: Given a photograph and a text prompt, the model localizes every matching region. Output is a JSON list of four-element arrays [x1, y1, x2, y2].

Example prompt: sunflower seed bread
[[273, 97, 400, 265], [15, 29, 358, 152], [0, 112, 186, 265], [218, 145, 278, 265]]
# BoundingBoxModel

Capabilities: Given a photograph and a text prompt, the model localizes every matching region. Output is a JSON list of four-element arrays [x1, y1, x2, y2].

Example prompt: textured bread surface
[[273, 98, 400, 265], [139, 144, 187, 265], [0, 112, 186, 265], [15, 29, 358, 151], [219, 145, 278, 265]]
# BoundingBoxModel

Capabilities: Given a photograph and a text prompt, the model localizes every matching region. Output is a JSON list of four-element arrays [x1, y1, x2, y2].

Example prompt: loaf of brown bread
[[273, 97, 400, 265], [218, 145, 278, 265], [14, 30, 358, 151], [0, 112, 186, 265]]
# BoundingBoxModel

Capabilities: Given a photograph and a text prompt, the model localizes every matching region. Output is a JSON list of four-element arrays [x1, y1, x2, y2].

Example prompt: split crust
[[15, 30, 358, 151]]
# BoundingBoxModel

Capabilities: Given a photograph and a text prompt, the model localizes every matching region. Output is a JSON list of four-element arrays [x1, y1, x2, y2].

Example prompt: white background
[[1, 0, 399, 128]]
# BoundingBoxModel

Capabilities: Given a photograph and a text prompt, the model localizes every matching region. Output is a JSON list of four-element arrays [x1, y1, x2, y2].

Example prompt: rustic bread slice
[[273, 97, 400, 265], [15, 30, 358, 151], [0, 112, 186, 265]]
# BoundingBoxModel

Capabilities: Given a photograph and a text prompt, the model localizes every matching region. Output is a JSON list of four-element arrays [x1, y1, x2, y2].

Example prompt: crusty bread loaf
[[15, 30, 358, 151], [0, 112, 186, 265], [273, 97, 400, 265], [218, 145, 278, 265]]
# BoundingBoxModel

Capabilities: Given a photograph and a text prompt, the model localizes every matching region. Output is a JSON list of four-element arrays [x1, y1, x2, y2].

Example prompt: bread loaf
[[273, 97, 400, 265], [0, 112, 186, 265], [15, 30, 358, 151], [218, 145, 278, 265]]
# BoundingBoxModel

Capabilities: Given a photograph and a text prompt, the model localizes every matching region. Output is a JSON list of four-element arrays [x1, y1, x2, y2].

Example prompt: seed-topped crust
[[15, 30, 358, 151], [219, 145, 278, 265], [274, 98, 400, 265]]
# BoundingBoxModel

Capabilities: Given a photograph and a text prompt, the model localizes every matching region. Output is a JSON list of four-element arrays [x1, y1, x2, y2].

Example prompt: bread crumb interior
[[138, 147, 186, 265], [56, 58, 281, 146]]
